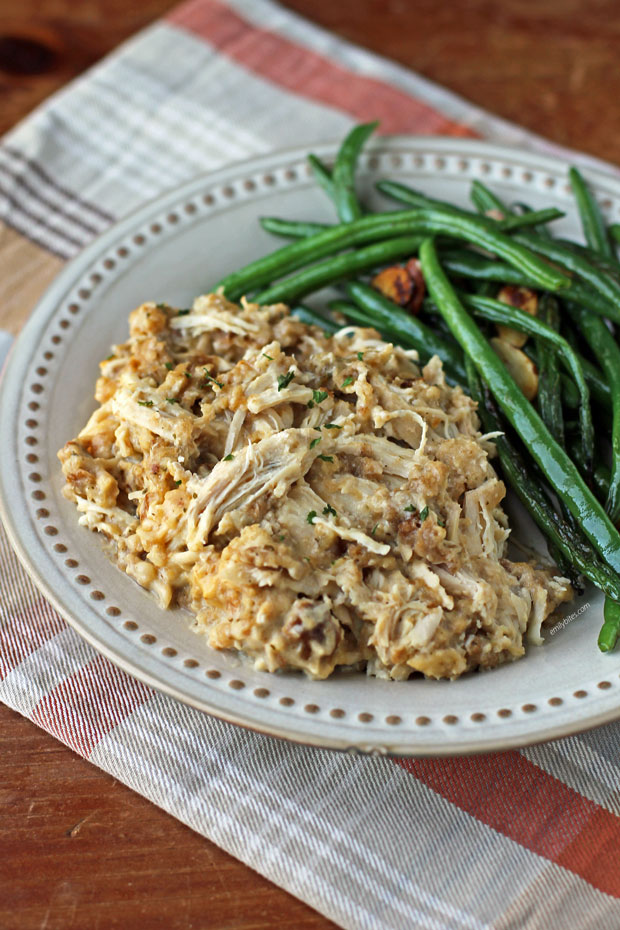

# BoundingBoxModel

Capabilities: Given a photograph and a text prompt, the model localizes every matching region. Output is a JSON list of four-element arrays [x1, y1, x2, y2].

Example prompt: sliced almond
[[405, 258, 426, 314], [490, 337, 539, 401], [496, 325, 528, 348], [371, 259, 426, 315], [496, 285, 538, 348], [371, 266, 414, 308]]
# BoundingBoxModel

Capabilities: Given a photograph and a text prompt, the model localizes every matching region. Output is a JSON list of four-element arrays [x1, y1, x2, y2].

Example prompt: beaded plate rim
[[2, 136, 620, 756]]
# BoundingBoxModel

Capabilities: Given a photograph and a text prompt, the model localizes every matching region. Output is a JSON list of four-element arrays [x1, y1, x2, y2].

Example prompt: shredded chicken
[[58, 293, 572, 680]]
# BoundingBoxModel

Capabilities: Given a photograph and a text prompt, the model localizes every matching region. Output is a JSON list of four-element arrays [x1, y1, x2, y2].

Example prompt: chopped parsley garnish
[[357, 352, 364, 361], [138, 400, 154, 407], [310, 437, 321, 449], [419, 506, 429, 522], [174, 479, 182, 487], [318, 454, 333, 463], [223, 453, 235, 461], [262, 353, 274, 361], [323, 504, 337, 517], [177, 308, 191, 316], [370, 523, 379, 537], [105, 354, 116, 361], [437, 517, 446, 528], [166, 397, 179, 404], [314, 426, 322, 432], [156, 303, 168, 309], [306, 510, 317, 525], [341, 376, 354, 388], [308, 387, 329, 409], [404, 504, 416, 513], [183, 370, 191, 378], [324, 423, 343, 430], [278, 534, 285, 542], [203, 369, 223, 388], [165, 361, 174, 370], [277, 370, 295, 391]]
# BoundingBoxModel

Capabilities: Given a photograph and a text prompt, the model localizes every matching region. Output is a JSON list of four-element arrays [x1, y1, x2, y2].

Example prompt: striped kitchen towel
[[2, 1, 620, 927]]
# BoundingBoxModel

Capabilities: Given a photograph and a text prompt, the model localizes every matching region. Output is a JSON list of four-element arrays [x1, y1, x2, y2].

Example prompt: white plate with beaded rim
[[1, 136, 619, 758]]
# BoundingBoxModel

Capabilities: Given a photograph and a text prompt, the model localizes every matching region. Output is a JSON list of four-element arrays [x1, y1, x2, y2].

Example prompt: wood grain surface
[[0, 704, 335, 930], [1, 2, 619, 928]]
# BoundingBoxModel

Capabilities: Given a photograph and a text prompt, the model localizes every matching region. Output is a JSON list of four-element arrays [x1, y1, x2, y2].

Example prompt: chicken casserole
[[58, 293, 571, 680]]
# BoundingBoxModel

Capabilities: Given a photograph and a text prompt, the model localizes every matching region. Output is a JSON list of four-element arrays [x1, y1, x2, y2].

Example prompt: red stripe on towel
[[168, 0, 478, 137], [397, 753, 620, 898], [0, 598, 66, 680], [31, 654, 152, 756]]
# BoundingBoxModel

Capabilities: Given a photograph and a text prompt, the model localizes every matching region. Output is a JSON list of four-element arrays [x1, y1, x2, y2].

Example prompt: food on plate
[[58, 294, 571, 679], [60, 120, 620, 667]]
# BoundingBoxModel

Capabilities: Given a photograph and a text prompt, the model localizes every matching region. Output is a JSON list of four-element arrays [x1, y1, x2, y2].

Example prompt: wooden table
[[1, 2, 618, 927]]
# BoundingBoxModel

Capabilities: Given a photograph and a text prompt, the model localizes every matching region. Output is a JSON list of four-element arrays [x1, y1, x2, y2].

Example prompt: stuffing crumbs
[[58, 293, 572, 680]]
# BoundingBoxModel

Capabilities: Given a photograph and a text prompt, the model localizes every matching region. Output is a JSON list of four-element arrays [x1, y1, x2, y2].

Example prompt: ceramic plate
[[2, 137, 620, 756]]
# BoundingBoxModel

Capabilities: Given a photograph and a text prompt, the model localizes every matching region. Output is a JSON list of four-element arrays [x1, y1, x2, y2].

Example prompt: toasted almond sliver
[[495, 285, 539, 348], [404, 258, 426, 314], [371, 266, 414, 308], [497, 285, 539, 315], [490, 337, 539, 401], [496, 324, 528, 348]]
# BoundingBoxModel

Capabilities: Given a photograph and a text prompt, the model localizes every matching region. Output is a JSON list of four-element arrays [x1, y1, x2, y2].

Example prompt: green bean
[[215, 207, 570, 301], [307, 154, 335, 200], [455, 292, 593, 473], [267, 192, 560, 242], [217, 213, 424, 299], [328, 299, 420, 346], [260, 217, 329, 239], [513, 229, 620, 321], [495, 208, 565, 232], [375, 180, 432, 209], [599, 597, 620, 652], [328, 299, 368, 321], [536, 295, 565, 448], [473, 280, 498, 298], [438, 249, 540, 286], [566, 302, 620, 525], [561, 313, 613, 413], [575, 355, 611, 413], [561, 374, 580, 409], [343, 281, 466, 380], [376, 180, 564, 231], [440, 249, 620, 322], [328, 300, 402, 337], [419, 237, 620, 575], [465, 358, 620, 606], [253, 234, 423, 304], [572, 443, 611, 502], [290, 305, 339, 334], [554, 238, 620, 282], [511, 202, 553, 239], [332, 121, 378, 222], [569, 166, 614, 260], [470, 179, 510, 215]]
